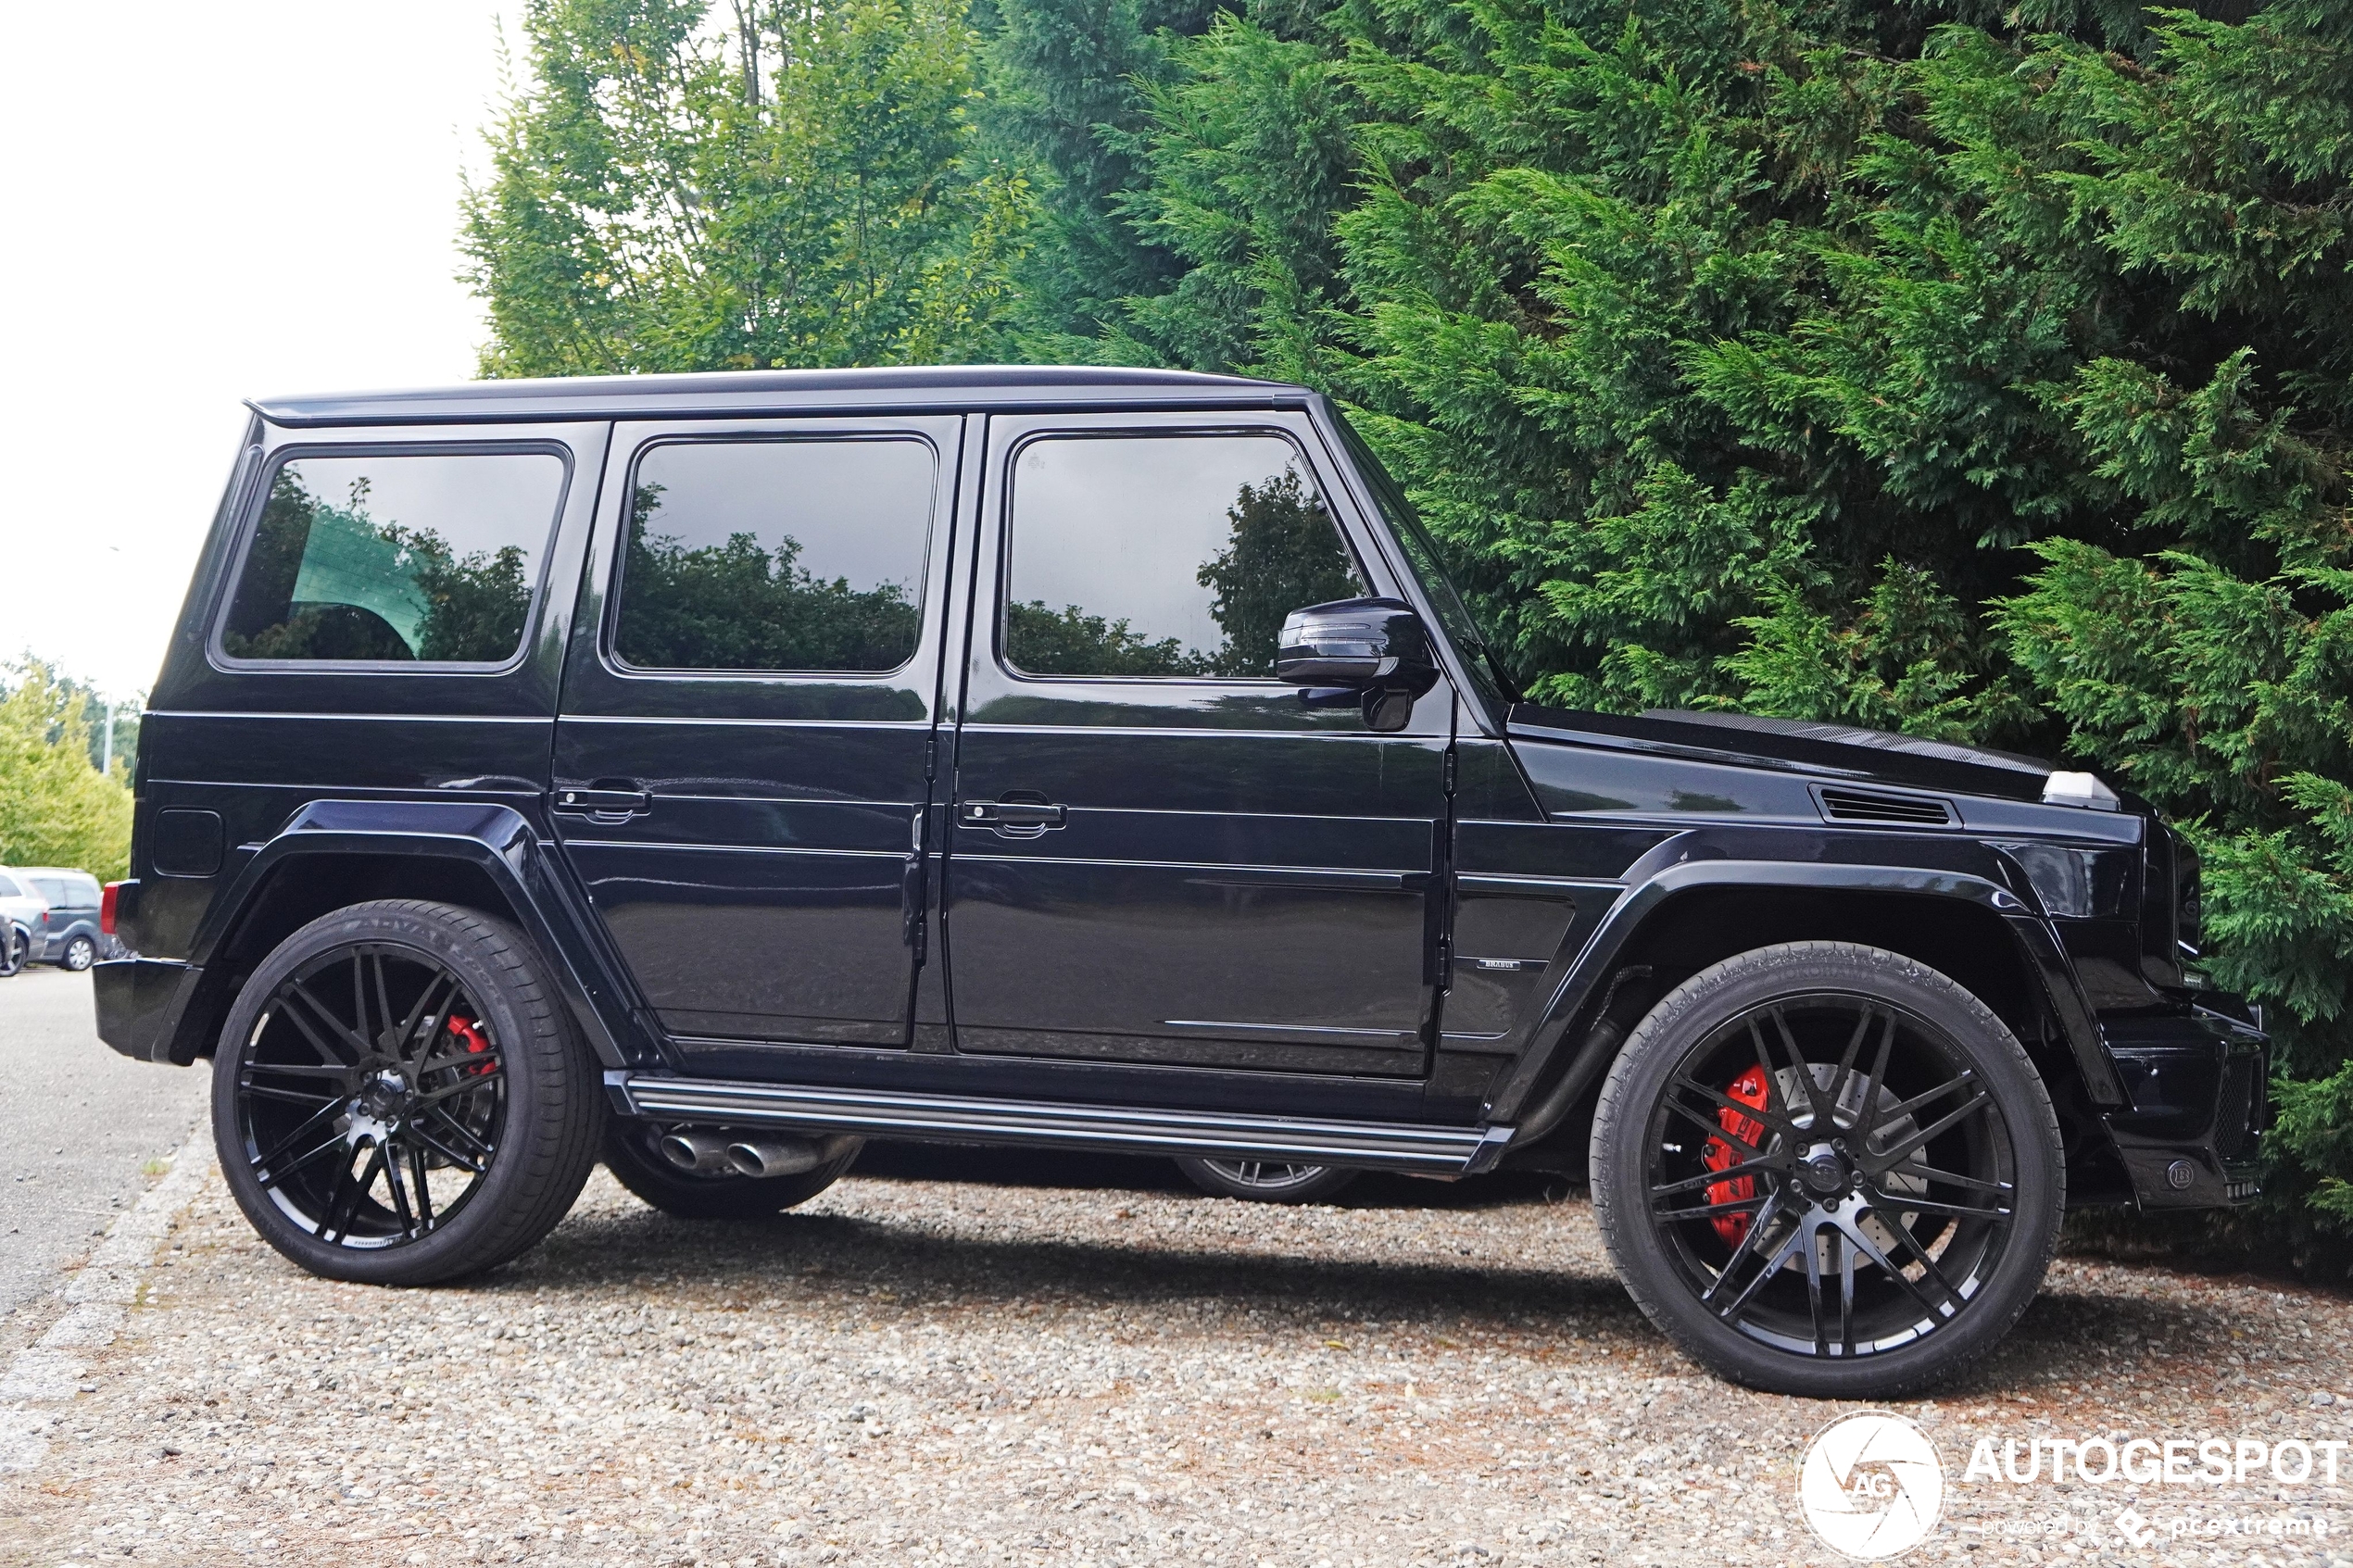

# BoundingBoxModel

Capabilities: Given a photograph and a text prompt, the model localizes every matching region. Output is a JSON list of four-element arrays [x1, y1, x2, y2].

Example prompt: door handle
[[959, 798, 1067, 834], [553, 784, 653, 822]]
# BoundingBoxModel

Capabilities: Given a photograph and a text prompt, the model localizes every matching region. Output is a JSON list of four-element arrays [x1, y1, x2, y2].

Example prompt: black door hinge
[[1442, 746, 1459, 796]]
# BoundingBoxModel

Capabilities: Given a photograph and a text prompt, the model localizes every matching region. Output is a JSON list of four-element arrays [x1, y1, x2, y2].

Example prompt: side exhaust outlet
[[725, 1137, 832, 1179], [657, 1131, 736, 1175]]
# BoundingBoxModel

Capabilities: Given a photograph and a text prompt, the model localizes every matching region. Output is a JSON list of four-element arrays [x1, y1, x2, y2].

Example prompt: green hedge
[[468, 0, 2353, 1268]]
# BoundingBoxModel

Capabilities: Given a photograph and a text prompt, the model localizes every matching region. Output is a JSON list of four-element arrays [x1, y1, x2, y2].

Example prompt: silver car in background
[[0, 867, 105, 971]]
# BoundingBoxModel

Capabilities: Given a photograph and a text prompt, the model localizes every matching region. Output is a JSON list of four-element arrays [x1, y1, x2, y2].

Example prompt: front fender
[[148, 798, 648, 1069], [1485, 856, 2122, 1129]]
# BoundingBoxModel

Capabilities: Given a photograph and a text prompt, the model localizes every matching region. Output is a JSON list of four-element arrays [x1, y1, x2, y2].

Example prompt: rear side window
[[28, 877, 69, 905], [613, 438, 935, 673], [220, 451, 566, 664], [1002, 433, 1365, 679]]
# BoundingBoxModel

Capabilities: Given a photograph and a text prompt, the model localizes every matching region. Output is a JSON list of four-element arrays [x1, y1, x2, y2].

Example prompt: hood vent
[[1818, 787, 1954, 826]]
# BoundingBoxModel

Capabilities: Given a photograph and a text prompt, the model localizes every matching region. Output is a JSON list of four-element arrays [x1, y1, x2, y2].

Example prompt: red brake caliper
[[447, 1014, 493, 1073], [1703, 1064, 1770, 1246]]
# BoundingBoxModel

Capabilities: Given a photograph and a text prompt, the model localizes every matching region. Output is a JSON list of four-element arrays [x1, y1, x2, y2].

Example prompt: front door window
[[1002, 434, 1365, 679]]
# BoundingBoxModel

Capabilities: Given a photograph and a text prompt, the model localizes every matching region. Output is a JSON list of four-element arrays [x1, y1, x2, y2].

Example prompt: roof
[[249, 365, 1308, 427]]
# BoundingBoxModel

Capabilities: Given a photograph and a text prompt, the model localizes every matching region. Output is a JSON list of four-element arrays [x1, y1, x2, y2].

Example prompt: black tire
[[1590, 941, 2063, 1399], [1175, 1157, 1360, 1204], [59, 934, 96, 972], [603, 1120, 862, 1219], [0, 924, 24, 978], [211, 899, 604, 1286]]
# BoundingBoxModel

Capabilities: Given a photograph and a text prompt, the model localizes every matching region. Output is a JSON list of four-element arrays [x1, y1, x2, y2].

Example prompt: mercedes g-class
[[94, 367, 2265, 1397]]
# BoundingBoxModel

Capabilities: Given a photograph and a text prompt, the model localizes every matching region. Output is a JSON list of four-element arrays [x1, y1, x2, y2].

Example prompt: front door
[[552, 415, 963, 1057], [942, 413, 1453, 1075]]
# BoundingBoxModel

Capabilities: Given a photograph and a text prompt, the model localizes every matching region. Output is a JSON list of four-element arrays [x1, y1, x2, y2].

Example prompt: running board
[[607, 1073, 1515, 1174]]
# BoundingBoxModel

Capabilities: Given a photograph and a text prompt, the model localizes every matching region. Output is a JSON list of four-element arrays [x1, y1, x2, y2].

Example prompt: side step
[[607, 1073, 1515, 1174]]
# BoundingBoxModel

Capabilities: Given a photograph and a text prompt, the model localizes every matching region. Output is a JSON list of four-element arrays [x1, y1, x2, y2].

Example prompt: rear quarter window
[[219, 449, 567, 666]]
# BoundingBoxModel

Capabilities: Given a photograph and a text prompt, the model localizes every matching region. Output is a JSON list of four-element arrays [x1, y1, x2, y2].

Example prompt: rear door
[[940, 411, 1453, 1076], [551, 415, 963, 1063]]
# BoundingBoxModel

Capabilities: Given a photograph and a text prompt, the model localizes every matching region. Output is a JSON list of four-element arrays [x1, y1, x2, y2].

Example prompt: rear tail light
[[101, 882, 121, 936]]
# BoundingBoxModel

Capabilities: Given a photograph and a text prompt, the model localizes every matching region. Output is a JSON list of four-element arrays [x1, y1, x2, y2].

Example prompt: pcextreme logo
[[1798, 1411, 1946, 1561]]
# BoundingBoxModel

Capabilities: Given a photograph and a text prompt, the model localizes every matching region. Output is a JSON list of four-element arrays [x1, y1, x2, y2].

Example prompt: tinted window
[[614, 439, 935, 673], [1004, 434, 1365, 679], [221, 452, 565, 663]]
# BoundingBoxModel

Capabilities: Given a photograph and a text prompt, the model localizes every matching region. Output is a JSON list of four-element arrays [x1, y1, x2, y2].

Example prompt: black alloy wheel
[[60, 934, 96, 972], [1592, 942, 2062, 1398], [213, 900, 602, 1285], [602, 1120, 862, 1220], [1175, 1157, 1360, 1204], [0, 923, 25, 978]]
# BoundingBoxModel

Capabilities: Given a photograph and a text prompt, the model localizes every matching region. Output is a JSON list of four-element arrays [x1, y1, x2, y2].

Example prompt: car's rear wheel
[[602, 1120, 862, 1219], [1591, 941, 2062, 1398], [59, 934, 96, 972], [1175, 1157, 1359, 1203], [0, 924, 24, 978], [212, 900, 603, 1285]]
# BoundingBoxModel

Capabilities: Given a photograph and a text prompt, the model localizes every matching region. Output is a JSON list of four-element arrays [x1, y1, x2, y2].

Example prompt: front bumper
[[2099, 1006, 2268, 1210], [93, 958, 197, 1063]]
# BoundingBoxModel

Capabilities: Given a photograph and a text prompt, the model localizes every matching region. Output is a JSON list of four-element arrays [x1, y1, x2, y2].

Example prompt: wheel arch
[[1490, 861, 2121, 1176], [154, 800, 646, 1070]]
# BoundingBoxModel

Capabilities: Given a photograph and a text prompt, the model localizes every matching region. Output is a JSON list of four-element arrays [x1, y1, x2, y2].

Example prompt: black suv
[[95, 367, 2264, 1397]]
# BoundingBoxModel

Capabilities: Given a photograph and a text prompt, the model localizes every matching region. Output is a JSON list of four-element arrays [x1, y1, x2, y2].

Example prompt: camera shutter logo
[[1799, 1411, 1946, 1560]]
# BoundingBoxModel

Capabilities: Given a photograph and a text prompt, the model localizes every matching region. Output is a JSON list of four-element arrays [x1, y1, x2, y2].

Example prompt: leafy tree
[[465, 0, 1028, 374], [466, 0, 2353, 1263], [1197, 467, 1363, 673], [1004, 600, 1207, 674], [19, 664, 144, 781], [0, 661, 133, 882], [616, 498, 926, 671], [223, 469, 535, 662]]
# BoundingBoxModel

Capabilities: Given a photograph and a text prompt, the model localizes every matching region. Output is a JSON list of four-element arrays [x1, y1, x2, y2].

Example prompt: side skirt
[[607, 1073, 1515, 1174]]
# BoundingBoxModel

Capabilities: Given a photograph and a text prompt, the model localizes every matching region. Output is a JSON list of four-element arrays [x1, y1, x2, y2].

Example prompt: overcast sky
[[0, 3, 531, 697]]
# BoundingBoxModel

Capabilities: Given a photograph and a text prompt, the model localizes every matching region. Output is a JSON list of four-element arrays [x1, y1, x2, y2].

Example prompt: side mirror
[[1277, 597, 1440, 732]]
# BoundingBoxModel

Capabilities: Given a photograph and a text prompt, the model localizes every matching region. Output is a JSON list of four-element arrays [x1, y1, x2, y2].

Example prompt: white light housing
[[2041, 771, 2120, 810]]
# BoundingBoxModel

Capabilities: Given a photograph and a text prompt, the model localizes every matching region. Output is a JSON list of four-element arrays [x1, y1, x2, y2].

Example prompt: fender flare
[[159, 798, 649, 1069], [1485, 857, 2123, 1139]]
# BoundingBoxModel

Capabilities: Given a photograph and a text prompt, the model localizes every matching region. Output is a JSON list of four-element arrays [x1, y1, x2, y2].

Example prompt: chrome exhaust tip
[[724, 1138, 825, 1179], [658, 1131, 736, 1175]]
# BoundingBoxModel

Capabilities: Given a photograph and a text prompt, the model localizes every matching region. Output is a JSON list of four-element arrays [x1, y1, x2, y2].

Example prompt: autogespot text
[[1964, 1436, 2347, 1486]]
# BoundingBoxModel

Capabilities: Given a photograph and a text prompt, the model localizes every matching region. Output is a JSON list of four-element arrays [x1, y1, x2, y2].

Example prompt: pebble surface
[[1, 1144, 2347, 1566]]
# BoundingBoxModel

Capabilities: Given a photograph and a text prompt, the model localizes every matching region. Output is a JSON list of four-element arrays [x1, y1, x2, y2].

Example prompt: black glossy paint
[[550, 414, 963, 1051], [96, 367, 2261, 1210], [944, 411, 1450, 1075]]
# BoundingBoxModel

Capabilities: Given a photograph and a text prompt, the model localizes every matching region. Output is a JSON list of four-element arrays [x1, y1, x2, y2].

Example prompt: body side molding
[[609, 1073, 1516, 1173]]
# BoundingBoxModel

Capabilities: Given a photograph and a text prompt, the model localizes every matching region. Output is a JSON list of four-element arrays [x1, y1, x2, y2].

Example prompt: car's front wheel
[[59, 934, 96, 972], [212, 899, 603, 1285], [1590, 941, 2062, 1398]]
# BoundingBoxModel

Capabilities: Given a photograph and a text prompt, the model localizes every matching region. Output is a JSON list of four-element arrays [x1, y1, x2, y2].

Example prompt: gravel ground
[[0, 1140, 2347, 1568]]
